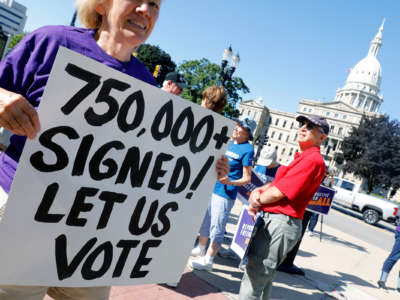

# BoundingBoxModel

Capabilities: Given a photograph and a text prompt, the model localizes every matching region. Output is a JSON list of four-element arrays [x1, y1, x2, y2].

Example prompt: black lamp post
[[70, 11, 77, 27], [219, 45, 240, 87], [0, 26, 8, 59], [190, 89, 198, 104], [254, 133, 269, 166]]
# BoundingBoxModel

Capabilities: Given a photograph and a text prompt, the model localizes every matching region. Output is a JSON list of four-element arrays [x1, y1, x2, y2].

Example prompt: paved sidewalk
[[41, 199, 400, 299], [45, 270, 228, 300]]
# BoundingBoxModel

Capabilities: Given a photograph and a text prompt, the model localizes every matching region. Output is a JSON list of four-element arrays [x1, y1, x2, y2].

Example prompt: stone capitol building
[[238, 20, 399, 201]]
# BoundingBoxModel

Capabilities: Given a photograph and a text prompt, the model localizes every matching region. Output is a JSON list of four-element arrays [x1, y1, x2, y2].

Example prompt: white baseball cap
[[257, 146, 277, 166]]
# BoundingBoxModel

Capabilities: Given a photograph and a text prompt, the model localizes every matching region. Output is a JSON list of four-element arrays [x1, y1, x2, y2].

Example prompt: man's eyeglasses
[[298, 121, 324, 134]]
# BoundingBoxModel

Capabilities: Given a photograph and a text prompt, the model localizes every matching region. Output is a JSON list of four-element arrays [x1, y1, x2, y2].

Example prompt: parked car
[[332, 177, 399, 225]]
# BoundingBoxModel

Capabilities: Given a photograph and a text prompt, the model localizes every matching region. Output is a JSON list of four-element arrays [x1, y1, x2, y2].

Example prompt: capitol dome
[[335, 19, 385, 113], [346, 55, 381, 89]]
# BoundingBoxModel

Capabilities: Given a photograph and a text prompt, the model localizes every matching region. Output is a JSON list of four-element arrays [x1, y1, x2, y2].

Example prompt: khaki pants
[[0, 188, 111, 300], [239, 212, 302, 300]]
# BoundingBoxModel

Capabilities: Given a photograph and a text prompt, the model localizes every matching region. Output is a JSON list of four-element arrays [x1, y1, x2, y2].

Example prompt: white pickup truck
[[332, 177, 399, 225]]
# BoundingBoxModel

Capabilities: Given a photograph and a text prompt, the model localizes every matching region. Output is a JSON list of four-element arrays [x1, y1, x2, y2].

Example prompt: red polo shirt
[[261, 147, 326, 219]]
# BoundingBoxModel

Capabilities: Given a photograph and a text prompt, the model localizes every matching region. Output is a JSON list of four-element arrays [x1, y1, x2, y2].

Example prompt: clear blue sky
[[17, 0, 400, 120]]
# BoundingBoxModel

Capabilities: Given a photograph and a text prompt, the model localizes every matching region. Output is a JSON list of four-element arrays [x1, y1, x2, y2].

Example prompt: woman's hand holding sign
[[0, 87, 40, 140]]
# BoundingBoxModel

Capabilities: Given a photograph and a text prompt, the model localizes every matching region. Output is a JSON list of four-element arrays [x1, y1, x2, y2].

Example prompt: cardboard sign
[[0, 47, 234, 286], [306, 185, 336, 215]]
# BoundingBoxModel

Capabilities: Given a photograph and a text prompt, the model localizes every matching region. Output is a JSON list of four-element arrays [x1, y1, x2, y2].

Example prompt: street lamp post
[[254, 132, 269, 166], [70, 11, 77, 27], [190, 46, 240, 104], [220, 46, 240, 87], [190, 89, 198, 103], [0, 26, 9, 59]]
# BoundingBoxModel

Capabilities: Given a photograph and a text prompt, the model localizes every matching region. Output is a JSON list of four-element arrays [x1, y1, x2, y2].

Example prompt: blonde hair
[[202, 86, 227, 113], [75, 0, 104, 29]]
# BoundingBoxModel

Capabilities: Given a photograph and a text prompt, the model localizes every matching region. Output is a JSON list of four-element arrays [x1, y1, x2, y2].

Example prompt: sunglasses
[[298, 121, 324, 134]]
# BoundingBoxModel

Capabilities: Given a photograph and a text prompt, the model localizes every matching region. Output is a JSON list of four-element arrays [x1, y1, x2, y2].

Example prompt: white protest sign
[[0, 47, 235, 287]]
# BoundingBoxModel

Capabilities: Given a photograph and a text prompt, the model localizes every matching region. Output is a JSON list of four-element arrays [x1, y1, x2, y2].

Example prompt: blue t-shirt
[[254, 164, 280, 183], [214, 141, 254, 200]]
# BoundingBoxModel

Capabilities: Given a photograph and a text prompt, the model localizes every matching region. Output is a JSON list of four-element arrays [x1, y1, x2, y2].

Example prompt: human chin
[[120, 29, 146, 46]]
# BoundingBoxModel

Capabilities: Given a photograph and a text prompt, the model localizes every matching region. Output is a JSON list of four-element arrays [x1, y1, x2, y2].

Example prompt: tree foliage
[[135, 44, 176, 86], [339, 115, 400, 195], [177, 58, 250, 118], [7, 33, 26, 52]]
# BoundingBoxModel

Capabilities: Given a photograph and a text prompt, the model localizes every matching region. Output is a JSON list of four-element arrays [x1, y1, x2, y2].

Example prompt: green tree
[[7, 33, 26, 52], [177, 58, 249, 117], [135, 44, 176, 86], [338, 115, 400, 195]]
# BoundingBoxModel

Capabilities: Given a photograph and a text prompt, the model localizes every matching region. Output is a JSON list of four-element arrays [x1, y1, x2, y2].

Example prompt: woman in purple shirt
[[0, 1, 228, 299], [0, 1, 161, 299]]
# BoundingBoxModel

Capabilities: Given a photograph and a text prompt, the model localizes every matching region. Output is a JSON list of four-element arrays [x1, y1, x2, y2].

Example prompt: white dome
[[346, 56, 381, 89]]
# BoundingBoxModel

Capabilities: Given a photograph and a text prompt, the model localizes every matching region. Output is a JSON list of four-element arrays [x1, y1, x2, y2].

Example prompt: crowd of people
[[0, 0, 397, 299]]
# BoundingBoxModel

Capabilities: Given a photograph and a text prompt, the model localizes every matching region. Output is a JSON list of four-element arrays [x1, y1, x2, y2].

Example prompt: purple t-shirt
[[0, 25, 156, 193]]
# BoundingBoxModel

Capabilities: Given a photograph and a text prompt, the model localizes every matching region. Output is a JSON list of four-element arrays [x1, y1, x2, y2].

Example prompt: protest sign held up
[[0, 47, 235, 287]]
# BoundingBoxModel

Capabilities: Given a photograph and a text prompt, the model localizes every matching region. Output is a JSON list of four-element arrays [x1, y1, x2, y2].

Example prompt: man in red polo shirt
[[239, 114, 329, 300]]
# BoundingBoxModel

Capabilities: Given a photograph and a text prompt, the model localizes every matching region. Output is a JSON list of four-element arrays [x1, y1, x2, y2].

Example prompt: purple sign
[[306, 185, 336, 215], [230, 206, 255, 259]]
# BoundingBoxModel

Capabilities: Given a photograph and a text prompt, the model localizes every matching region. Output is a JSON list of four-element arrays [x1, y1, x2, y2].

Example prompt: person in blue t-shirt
[[254, 146, 280, 184], [217, 146, 281, 261], [189, 116, 256, 271]]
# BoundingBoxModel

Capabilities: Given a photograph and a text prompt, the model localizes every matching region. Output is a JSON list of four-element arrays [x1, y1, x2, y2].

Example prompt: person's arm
[[0, 87, 40, 139], [247, 184, 273, 218], [248, 158, 324, 217], [219, 165, 251, 186], [257, 186, 285, 205], [0, 30, 45, 140], [247, 185, 285, 217]]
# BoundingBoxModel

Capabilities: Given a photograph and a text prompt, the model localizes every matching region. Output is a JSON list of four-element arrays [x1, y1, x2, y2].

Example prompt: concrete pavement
[[39, 199, 400, 299]]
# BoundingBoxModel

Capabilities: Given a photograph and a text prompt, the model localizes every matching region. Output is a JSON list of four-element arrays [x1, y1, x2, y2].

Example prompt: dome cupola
[[334, 19, 385, 114], [345, 19, 384, 91]]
